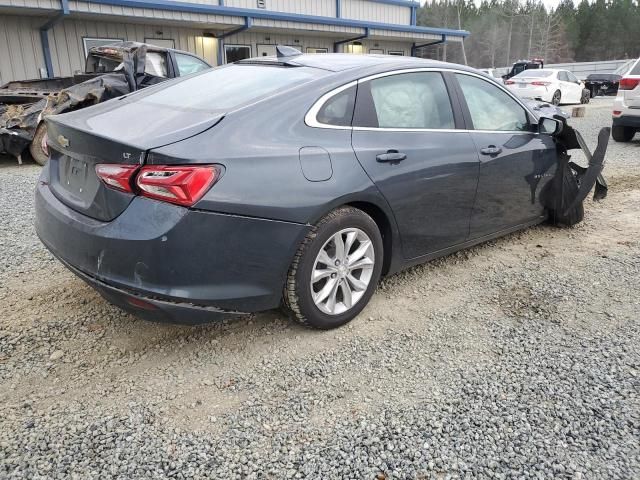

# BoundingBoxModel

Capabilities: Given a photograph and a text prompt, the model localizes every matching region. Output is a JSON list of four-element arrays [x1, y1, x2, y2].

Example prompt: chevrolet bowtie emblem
[[57, 135, 69, 148]]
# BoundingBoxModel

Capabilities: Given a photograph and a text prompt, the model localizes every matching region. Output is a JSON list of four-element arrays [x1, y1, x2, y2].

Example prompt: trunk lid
[[45, 99, 223, 221]]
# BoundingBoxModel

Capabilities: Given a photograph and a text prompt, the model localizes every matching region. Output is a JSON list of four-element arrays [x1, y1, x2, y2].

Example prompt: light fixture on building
[[346, 41, 364, 54]]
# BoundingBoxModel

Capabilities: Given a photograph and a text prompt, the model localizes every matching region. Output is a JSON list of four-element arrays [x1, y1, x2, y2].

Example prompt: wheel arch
[[345, 201, 394, 275]]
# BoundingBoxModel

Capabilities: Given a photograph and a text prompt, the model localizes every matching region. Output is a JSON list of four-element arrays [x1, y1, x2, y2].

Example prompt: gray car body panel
[[35, 54, 580, 323]]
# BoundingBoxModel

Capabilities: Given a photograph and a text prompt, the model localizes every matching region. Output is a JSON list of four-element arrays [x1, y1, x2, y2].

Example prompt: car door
[[350, 70, 480, 259], [558, 71, 581, 104], [453, 72, 557, 238], [565, 71, 584, 103]]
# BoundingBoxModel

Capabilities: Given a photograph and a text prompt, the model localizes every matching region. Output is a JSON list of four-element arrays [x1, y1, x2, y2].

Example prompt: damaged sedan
[[0, 42, 210, 165], [35, 49, 609, 329]]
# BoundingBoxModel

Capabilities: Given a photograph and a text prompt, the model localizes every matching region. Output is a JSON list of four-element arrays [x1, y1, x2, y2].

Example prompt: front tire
[[611, 125, 635, 142], [283, 206, 383, 329]]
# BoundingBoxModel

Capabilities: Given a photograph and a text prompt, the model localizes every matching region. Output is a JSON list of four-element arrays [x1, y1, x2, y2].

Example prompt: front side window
[[225, 45, 251, 63], [354, 72, 455, 129], [456, 74, 529, 132], [175, 53, 210, 76], [566, 71, 579, 83]]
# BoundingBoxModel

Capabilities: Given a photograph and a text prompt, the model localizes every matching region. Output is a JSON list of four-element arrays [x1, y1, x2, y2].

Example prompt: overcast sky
[[418, 0, 562, 10]]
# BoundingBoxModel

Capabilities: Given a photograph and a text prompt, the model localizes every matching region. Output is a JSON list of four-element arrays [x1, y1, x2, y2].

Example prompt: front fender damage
[[540, 109, 609, 225]]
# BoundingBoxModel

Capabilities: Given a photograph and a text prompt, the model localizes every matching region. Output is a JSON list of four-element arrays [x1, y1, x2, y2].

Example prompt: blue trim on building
[[40, 0, 70, 77], [80, 0, 469, 37], [370, 0, 419, 6], [411, 35, 445, 56]]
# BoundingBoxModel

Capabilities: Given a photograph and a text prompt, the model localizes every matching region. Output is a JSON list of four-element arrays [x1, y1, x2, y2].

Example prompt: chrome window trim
[[305, 67, 539, 134]]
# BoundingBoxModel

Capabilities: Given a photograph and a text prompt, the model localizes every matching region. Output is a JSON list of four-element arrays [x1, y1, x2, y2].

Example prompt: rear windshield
[[631, 59, 640, 75], [137, 64, 321, 112], [514, 70, 553, 78]]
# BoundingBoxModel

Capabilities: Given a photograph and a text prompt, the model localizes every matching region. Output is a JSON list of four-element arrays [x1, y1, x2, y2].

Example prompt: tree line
[[417, 0, 640, 69]]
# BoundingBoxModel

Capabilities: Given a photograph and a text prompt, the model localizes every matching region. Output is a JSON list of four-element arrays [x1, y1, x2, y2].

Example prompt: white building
[[0, 0, 469, 84]]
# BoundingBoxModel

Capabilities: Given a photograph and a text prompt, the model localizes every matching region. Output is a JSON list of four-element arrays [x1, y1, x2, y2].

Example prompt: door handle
[[376, 150, 407, 163], [480, 145, 502, 156]]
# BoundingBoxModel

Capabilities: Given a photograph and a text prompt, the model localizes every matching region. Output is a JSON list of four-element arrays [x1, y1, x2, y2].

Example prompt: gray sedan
[[35, 50, 607, 329]]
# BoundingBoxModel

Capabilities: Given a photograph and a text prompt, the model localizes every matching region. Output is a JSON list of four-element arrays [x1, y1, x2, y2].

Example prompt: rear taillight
[[531, 81, 551, 86], [95, 164, 139, 193], [619, 78, 640, 90], [136, 165, 220, 207], [505, 80, 515, 85]]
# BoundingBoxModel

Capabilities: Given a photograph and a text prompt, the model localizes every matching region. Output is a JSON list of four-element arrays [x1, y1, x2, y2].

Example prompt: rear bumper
[[612, 114, 640, 129], [509, 86, 550, 102], [35, 165, 310, 323]]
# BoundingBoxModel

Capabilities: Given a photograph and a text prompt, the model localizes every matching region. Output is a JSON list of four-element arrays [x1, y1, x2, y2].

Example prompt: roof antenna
[[276, 45, 302, 59]]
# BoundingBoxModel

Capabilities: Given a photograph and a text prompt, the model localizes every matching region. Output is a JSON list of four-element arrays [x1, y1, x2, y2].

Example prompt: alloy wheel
[[310, 228, 375, 315]]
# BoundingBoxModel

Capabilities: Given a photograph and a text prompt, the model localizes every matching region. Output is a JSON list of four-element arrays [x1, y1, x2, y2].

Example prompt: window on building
[[175, 53, 210, 76], [144, 38, 175, 49], [369, 49, 384, 54], [306, 47, 328, 54], [388, 50, 404, 56], [353, 72, 455, 129], [225, 45, 252, 63], [455, 74, 529, 132], [83, 37, 124, 57]]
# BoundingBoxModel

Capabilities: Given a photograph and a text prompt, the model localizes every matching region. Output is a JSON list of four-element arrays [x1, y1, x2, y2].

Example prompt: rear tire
[[611, 125, 635, 142], [551, 90, 561, 106], [283, 206, 383, 329], [29, 123, 49, 166], [580, 90, 590, 104]]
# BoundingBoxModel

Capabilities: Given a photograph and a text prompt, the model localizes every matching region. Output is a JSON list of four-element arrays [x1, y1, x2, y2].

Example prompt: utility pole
[[457, 2, 468, 65]]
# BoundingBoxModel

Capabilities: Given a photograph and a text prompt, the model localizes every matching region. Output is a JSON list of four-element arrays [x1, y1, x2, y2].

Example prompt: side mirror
[[538, 117, 563, 136]]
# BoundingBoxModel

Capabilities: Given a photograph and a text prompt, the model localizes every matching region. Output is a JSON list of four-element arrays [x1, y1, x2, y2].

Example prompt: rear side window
[[316, 85, 356, 126], [456, 74, 529, 132], [353, 72, 455, 129], [631, 59, 640, 75], [137, 65, 320, 112]]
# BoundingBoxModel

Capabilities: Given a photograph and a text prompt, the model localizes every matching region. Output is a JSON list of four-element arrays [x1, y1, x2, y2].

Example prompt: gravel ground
[[1, 97, 639, 479]]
